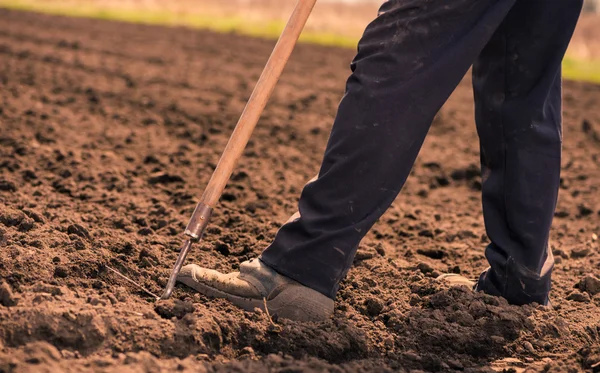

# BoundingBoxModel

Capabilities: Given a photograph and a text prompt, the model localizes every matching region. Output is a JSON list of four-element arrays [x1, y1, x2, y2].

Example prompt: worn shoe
[[177, 258, 334, 322], [436, 273, 553, 308], [436, 273, 477, 288]]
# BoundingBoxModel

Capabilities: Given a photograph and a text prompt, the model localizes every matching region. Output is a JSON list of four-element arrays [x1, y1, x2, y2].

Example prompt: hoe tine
[[160, 239, 193, 300], [161, 202, 212, 300]]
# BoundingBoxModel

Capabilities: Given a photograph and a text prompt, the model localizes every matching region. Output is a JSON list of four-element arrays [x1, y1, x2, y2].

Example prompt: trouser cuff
[[475, 257, 552, 306]]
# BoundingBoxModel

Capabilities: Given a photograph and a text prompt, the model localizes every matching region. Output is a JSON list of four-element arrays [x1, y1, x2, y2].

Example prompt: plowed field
[[1, 9, 599, 373]]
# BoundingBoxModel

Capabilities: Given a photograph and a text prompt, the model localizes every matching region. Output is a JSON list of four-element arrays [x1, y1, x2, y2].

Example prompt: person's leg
[[473, 0, 583, 305], [261, 0, 517, 299]]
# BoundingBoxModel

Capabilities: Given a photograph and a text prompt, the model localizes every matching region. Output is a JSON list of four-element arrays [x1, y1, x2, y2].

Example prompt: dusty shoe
[[436, 273, 476, 288], [177, 258, 334, 322]]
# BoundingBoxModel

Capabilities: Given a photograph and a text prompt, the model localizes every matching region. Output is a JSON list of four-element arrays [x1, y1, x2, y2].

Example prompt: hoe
[[160, 0, 318, 300]]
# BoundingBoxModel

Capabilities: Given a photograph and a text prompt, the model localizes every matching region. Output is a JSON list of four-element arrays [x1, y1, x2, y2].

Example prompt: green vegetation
[[1, 0, 599, 83], [563, 57, 600, 84], [0, 0, 358, 48]]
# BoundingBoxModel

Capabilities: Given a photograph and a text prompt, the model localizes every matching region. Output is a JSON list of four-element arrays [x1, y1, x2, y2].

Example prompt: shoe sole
[[178, 277, 334, 322]]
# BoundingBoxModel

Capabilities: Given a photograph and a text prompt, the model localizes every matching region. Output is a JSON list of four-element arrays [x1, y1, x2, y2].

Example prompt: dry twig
[[105, 265, 160, 301], [263, 297, 282, 332]]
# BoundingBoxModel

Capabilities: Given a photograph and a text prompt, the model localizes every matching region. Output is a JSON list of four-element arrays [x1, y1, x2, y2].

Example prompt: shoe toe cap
[[177, 264, 262, 298], [436, 273, 476, 288]]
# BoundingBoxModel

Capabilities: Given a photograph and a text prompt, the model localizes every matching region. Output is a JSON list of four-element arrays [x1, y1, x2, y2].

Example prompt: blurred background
[[0, 0, 599, 82]]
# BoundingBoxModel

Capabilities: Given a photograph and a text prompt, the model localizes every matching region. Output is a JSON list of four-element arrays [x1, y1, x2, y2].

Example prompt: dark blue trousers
[[261, 0, 583, 305]]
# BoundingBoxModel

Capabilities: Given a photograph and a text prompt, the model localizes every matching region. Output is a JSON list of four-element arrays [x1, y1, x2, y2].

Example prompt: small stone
[[578, 275, 600, 296], [523, 341, 535, 354], [592, 233, 598, 242], [567, 290, 590, 303], [239, 347, 255, 357]]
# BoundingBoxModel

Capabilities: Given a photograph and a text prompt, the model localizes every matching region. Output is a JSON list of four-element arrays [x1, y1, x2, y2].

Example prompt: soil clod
[[0, 282, 18, 307], [155, 300, 194, 319]]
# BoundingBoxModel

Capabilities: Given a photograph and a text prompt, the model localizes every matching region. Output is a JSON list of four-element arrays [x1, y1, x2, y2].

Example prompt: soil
[[0, 9, 599, 373]]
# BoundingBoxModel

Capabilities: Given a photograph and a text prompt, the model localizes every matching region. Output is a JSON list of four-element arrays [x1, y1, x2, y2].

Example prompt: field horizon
[[1, 0, 599, 83]]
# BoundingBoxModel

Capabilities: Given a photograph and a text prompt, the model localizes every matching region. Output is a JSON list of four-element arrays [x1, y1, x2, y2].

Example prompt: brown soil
[[0, 9, 599, 373]]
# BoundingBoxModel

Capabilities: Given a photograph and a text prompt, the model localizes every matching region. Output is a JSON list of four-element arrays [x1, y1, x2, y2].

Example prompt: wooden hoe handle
[[202, 0, 318, 206]]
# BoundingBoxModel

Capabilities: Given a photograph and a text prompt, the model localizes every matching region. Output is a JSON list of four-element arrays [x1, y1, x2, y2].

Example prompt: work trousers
[[261, 0, 583, 305]]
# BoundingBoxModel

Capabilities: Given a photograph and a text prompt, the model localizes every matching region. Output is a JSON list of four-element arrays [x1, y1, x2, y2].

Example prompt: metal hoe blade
[[160, 239, 193, 299], [160, 202, 213, 300]]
